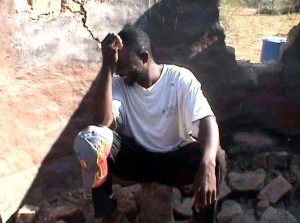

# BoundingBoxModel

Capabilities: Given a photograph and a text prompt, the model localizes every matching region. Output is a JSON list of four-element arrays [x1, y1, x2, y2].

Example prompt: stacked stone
[[281, 23, 300, 99], [134, 0, 238, 101], [11, 130, 300, 223], [217, 130, 299, 223]]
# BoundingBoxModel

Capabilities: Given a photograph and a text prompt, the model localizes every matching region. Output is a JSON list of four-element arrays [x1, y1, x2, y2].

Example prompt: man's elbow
[[202, 115, 219, 131], [92, 114, 114, 129], [199, 115, 219, 142]]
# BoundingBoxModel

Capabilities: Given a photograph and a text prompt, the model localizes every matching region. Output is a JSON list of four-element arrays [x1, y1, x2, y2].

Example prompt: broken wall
[[1, 0, 229, 221], [1, 0, 300, 222]]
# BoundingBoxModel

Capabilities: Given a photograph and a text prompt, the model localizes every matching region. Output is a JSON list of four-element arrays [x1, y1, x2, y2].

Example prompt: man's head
[[116, 25, 152, 86]]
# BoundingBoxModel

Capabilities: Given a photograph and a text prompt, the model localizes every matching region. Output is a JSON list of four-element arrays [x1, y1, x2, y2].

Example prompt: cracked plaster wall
[[1, 1, 160, 221], [12, 0, 159, 65], [1, 0, 224, 221]]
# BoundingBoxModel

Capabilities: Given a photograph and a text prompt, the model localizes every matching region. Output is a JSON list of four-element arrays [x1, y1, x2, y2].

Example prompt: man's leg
[[149, 143, 226, 223], [74, 125, 151, 219], [90, 130, 151, 219], [190, 148, 226, 223]]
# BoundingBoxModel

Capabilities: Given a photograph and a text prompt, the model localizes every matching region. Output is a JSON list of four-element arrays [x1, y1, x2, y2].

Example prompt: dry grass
[[220, 6, 300, 62]]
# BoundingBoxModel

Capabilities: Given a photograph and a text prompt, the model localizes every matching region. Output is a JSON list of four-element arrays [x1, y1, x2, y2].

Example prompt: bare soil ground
[[220, 7, 300, 62]]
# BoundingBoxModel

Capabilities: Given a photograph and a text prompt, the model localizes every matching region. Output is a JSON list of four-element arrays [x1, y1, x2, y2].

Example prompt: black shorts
[[92, 131, 227, 221]]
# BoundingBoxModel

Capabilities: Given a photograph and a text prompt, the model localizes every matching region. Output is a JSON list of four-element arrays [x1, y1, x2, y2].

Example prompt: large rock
[[135, 183, 174, 223], [281, 23, 300, 99], [172, 188, 182, 206], [15, 205, 39, 223], [256, 200, 270, 217], [231, 213, 258, 223], [46, 205, 85, 223], [235, 61, 300, 135], [290, 154, 300, 183], [173, 197, 193, 220], [217, 181, 232, 201], [285, 195, 300, 223], [268, 151, 289, 169], [113, 184, 141, 200], [258, 207, 297, 223], [217, 200, 243, 223], [258, 175, 293, 204], [113, 184, 141, 221], [253, 152, 290, 170], [117, 199, 138, 221], [229, 131, 277, 155], [228, 169, 266, 192]]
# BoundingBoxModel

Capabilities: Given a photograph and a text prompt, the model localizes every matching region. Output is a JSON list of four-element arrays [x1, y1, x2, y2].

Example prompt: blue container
[[260, 37, 287, 62]]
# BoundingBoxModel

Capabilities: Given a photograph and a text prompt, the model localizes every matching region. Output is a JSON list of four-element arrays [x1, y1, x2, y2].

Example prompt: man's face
[[116, 46, 147, 86]]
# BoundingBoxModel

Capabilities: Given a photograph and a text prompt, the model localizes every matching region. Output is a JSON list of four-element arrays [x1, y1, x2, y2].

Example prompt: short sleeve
[[112, 75, 124, 126], [187, 81, 214, 122], [178, 69, 214, 136]]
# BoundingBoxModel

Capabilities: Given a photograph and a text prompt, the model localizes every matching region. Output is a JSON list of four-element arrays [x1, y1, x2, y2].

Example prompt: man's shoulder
[[163, 64, 198, 84], [164, 64, 191, 73], [112, 74, 125, 92], [113, 74, 122, 80], [164, 64, 195, 78], [112, 74, 124, 85]]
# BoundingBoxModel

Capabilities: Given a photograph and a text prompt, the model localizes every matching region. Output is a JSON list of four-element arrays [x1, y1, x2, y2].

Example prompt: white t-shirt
[[112, 64, 214, 153]]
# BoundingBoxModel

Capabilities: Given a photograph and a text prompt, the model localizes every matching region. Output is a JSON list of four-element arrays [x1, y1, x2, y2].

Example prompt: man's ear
[[139, 51, 149, 64]]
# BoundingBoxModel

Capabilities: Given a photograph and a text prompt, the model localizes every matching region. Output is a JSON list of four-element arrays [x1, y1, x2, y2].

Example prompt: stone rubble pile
[[2, 0, 300, 221], [8, 130, 300, 223]]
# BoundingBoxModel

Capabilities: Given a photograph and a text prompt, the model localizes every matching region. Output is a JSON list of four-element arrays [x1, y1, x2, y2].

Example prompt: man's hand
[[101, 33, 123, 71], [193, 161, 217, 211]]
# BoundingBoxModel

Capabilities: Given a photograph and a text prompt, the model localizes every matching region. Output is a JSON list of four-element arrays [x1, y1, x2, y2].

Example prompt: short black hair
[[118, 25, 152, 55]]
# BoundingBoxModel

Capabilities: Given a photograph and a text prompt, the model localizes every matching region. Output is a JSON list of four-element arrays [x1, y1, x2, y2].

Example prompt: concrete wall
[[1, 0, 156, 221], [0, 0, 226, 221]]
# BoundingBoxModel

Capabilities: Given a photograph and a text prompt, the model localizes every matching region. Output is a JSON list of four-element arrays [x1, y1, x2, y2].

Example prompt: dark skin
[[91, 33, 219, 210]]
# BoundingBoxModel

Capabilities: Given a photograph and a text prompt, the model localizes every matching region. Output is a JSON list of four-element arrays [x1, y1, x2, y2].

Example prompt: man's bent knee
[[73, 125, 114, 188], [216, 147, 227, 191], [216, 147, 226, 174]]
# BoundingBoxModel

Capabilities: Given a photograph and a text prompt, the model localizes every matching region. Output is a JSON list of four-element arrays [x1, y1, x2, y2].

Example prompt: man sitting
[[74, 25, 226, 223]]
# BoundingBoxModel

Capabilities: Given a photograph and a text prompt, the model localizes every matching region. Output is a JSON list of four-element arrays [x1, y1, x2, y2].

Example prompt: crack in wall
[[77, 1, 102, 44]]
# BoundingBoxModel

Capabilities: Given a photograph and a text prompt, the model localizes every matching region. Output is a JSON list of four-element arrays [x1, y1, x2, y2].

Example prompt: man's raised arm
[[90, 33, 123, 127]]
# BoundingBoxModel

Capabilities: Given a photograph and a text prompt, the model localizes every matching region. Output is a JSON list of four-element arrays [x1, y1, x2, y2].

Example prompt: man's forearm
[[193, 116, 219, 208], [91, 32, 122, 127], [198, 116, 219, 165], [91, 65, 114, 127]]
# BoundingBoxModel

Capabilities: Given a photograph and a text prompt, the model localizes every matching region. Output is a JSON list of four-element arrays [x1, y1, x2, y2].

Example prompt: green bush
[[244, 0, 262, 7], [220, 0, 245, 6], [258, 6, 279, 14], [279, 6, 296, 14]]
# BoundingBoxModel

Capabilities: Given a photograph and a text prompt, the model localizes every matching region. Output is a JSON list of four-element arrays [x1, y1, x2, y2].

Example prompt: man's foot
[[101, 209, 123, 223]]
